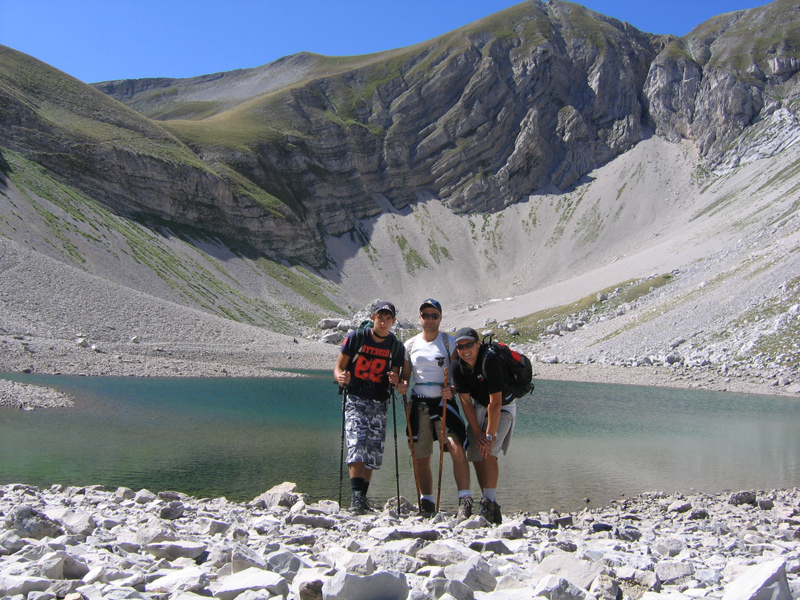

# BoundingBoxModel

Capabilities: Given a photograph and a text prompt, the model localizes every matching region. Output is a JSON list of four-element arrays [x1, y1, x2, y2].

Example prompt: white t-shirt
[[405, 332, 455, 398]]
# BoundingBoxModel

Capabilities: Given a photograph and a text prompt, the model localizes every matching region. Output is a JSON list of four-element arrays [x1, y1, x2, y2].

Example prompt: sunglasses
[[456, 340, 476, 350], [420, 313, 441, 320]]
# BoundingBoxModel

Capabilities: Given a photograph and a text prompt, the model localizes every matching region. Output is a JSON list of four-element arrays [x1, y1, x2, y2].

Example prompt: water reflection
[[1, 372, 798, 513]]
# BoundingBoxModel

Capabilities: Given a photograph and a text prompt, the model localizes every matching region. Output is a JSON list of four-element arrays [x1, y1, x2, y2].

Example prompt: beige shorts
[[410, 401, 463, 460], [465, 401, 516, 461]]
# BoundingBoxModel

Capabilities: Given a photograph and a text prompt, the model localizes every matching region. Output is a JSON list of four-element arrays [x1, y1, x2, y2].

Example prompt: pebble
[[1, 483, 799, 600]]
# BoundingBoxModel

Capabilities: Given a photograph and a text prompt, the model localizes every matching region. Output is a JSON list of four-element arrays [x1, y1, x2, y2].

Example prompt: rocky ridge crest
[[1, 2, 797, 268]]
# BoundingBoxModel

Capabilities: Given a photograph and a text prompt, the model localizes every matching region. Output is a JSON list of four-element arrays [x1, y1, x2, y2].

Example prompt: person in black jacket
[[450, 327, 517, 525]]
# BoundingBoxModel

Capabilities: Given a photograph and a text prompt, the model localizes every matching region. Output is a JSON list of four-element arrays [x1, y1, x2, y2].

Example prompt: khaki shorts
[[410, 401, 463, 460], [466, 401, 516, 461]]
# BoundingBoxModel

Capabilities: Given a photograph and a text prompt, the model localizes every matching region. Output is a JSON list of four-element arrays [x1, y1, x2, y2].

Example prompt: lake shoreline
[[3, 367, 798, 520], [2, 335, 799, 410], [531, 361, 800, 398]]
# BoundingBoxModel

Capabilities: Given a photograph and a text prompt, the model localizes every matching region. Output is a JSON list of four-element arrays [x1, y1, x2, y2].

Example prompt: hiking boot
[[491, 500, 502, 525], [349, 491, 368, 515], [419, 498, 436, 517], [478, 498, 496, 524], [477, 498, 503, 524], [457, 496, 474, 521]]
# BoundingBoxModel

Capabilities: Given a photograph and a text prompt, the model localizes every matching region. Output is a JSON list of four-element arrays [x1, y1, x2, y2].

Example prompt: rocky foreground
[[1, 482, 798, 600]]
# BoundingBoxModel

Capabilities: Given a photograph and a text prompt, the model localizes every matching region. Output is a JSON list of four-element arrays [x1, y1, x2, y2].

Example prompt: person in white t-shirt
[[400, 299, 473, 520]]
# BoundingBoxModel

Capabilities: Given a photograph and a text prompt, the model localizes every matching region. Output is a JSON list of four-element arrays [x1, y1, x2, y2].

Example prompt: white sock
[[483, 488, 497, 502], [458, 490, 472, 499], [421, 494, 434, 502]]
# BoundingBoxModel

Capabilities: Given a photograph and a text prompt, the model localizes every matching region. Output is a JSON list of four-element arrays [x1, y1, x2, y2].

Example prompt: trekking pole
[[390, 386, 401, 514], [338, 382, 346, 507], [436, 367, 448, 512], [402, 393, 422, 509]]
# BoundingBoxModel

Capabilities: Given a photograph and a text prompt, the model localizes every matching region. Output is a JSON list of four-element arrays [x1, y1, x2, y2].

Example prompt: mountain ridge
[[0, 0, 799, 389], [10, 1, 798, 268]]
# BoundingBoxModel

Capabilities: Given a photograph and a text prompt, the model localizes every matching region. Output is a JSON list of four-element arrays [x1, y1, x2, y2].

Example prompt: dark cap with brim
[[454, 327, 479, 343], [419, 298, 442, 313], [373, 301, 397, 317]]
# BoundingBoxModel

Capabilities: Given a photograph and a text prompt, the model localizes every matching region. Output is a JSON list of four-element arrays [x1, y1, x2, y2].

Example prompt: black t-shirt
[[451, 344, 512, 406], [340, 329, 405, 401]]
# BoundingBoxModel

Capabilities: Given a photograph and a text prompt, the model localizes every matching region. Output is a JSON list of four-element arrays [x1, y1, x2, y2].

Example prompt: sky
[[1, 0, 764, 83]]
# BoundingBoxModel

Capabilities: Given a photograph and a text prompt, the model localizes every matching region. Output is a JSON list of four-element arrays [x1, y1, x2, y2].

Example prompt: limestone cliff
[[2, 0, 799, 272], [643, 0, 800, 172], [0, 47, 325, 266], [96, 0, 668, 232]]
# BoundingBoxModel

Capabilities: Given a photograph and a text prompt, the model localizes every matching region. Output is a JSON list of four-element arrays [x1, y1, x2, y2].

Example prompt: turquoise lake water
[[1, 371, 799, 514]]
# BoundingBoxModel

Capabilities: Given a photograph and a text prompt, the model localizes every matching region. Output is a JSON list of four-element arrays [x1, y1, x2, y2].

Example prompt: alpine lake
[[1, 371, 799, 515]]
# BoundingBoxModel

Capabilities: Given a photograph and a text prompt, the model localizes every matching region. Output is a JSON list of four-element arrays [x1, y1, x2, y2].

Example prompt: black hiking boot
[[349, 491, 368, 515], [477, 497, 494, 523], [491, 500, 502, 525], [478, 498, 502, 524], [419, 498, 436, 517]]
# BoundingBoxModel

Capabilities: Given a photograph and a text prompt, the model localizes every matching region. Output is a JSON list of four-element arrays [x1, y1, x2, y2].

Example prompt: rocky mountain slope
[[0, 0, 799, 386], [93, 0, 800, 242], [94, 1, 664, 219]]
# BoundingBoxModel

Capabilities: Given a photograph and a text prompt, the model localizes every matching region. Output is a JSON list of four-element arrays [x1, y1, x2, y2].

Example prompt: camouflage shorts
[[344, 392, 388, 470]]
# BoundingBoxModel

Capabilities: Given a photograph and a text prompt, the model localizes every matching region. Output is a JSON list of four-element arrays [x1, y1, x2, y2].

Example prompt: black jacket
[[451, 344, 513, 406]]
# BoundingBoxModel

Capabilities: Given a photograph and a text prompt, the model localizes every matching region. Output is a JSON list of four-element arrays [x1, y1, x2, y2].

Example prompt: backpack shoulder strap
[[442, 333, 451, 357], [389, 332, 404, 365], [347, 328, 367, 370], [480, 343, 494, 379], [440, 333, 454, 368]]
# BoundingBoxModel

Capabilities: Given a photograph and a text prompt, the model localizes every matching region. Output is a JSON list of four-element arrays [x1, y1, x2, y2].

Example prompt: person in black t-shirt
[[334, 301, 406, 514], [450, 327, 517, 525]]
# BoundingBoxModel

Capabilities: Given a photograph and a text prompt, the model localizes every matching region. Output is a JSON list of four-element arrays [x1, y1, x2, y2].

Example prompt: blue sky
[[1, 0, 763, 83]]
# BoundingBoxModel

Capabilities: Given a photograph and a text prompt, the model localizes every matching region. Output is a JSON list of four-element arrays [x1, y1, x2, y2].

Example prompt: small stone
[[159, 500, 185, 520], [729, 491, 757, 506], [134, 489, 157, 504], [298, 579, 324, 600]]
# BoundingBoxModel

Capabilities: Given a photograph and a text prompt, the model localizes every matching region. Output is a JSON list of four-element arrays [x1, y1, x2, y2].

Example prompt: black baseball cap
[[419, 298, 442, 313], [373, 301, 397, 317], [454, 327, 479, 343]]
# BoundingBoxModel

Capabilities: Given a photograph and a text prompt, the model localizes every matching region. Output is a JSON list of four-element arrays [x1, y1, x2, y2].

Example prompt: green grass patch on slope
[[149, 100, 225, 121], [0, 46, 212, 172], [393, 231, 429, 275], [708, 275, 800, 370], [255, 259, 346, 319], [2, 149, 342, 330], [409, 204, 453, 264], [746, 276, 800, 370]]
